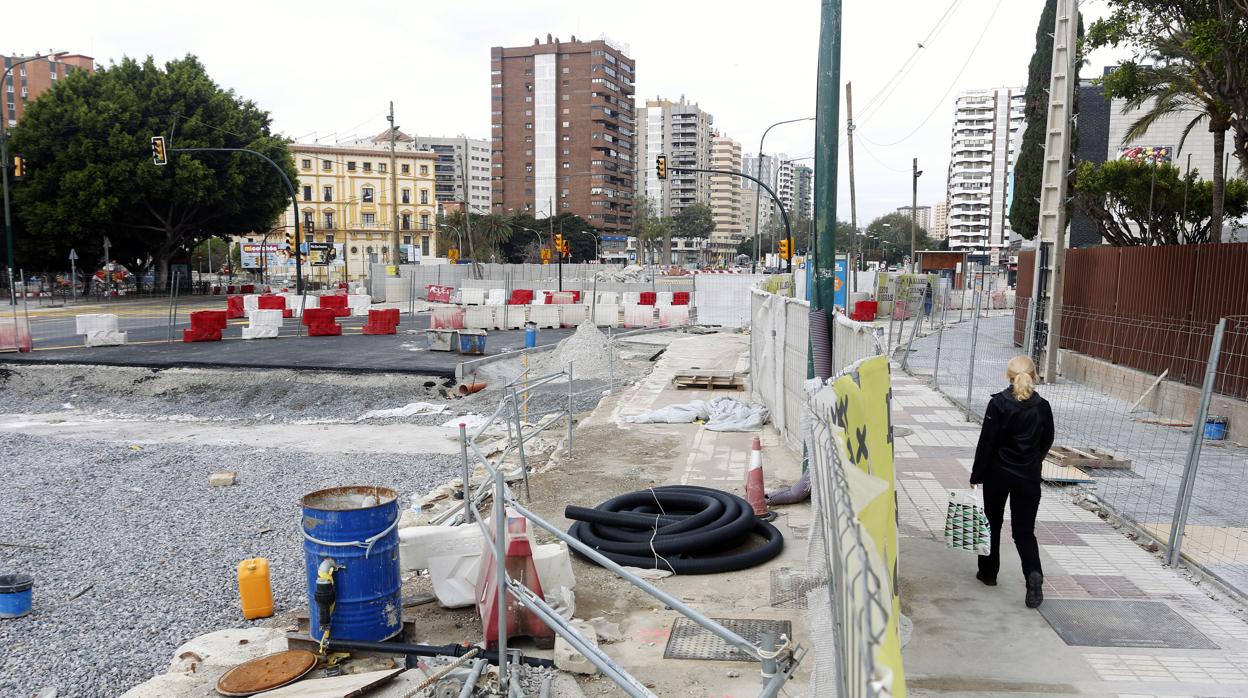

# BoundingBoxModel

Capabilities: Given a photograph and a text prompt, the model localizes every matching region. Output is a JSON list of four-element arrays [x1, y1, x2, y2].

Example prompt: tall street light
[[752, 116, 814, 273], [3, 51, 67, 303]]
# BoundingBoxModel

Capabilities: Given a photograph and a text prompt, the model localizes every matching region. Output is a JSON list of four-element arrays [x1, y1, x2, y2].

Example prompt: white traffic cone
[[745, 436, 774, 520]]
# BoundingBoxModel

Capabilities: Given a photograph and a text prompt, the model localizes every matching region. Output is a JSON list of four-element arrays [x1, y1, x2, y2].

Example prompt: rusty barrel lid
[[215, 649, 318, 696]]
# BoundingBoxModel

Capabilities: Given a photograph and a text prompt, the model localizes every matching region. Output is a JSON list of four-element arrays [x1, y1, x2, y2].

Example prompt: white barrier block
[[486, 288, 506, 306], [460, 287, 486, 306], [242, 295, 261, 313], [553, 291, 575, 305], [597, 291, 618, 305], [347, 294, 372, 316], [247, 309, 284, 327], [622, 292, 641, 306], [463, 306, 498, 330], [559, 304, 587, 327], [399, 525, 484, 573], [241, 326, 280, 340], [656, 291, 674, 307], [530, 304, 560, 329], [659, 305, 690, 327], [593, 304, 620, 328], [75, 314, 119, 335], [504, 305, 528, 329], [623, 305, 656, 328], [532, 289, 553, 305], [84, 330, 127, 347], [430, 306, 466, 330]]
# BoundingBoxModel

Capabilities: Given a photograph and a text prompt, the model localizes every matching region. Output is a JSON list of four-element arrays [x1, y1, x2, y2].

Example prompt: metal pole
[[752, 117, 816, 273], [901, 282, 926, 371], [388, 102, 400, 267], [459, 424, 474, 525], [494, 469, 508, 692], [566, 362, 574, 457], [846, 82, 859, 294], [1167, 318, 1227, 566], [933, 285, 947, 388], [965, 289, 983, 420], [911, 158, 919, 271], [7, 269, 17, 351], [510, 391, 530, 500]]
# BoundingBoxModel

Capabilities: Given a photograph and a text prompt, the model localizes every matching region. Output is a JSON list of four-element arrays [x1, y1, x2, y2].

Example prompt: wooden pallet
[[672, 371, 744, 391], [1050, 446, 1132, 470], [1041, 459, 1095, 484]]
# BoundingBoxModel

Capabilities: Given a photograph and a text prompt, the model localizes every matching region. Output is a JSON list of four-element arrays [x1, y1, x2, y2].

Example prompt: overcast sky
[[5, 0, 1128, 225]]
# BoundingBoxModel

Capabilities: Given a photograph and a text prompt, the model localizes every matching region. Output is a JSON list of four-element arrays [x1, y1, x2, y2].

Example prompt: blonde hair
[[1007, 355, 1037, 401]]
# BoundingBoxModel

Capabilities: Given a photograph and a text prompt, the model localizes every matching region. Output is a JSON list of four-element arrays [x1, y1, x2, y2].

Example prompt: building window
[[420, 164, 428, 176], [363, 162, 372, 172], [402, 215, 411, 230], [323, 186, 333, 202], [303, 211, 314, 229], [362, 186, 374, 203], [325, 233, 335, 244], [562, 121, 570, 128], [302, 185, 312, 201], [561, 162, 570, 169], [322, 160, 332, 171], [420, 213, 430, 230], [525, 123, 533, 130], [401, 163, 410, 174], [323, 212, 334, 229], [420, 190, 429, 205], [561, 135, 571, 141], [362, 212, 375, 227], [347, 161, 356, 171], [401, 188, 410, 204], [301, 159, 312, 169], [421, 235, 430, 255], [562, 95, 570, 101], [379, 163, 387, 173]]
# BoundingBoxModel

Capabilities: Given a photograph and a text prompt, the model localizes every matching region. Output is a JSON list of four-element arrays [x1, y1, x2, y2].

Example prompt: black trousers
[[977, 473, 1043, 581]]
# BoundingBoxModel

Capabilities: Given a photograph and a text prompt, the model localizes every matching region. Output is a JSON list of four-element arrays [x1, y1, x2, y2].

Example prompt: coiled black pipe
[[565, 485, 783, 574]]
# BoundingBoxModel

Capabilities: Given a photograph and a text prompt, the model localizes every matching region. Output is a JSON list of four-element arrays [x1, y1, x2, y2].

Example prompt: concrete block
[[209, 471, 237, 487], [533, 542, 576, 594], [398, 524, 484, 572], [553, 619, 600, 675], [530, 304, 560, 329], [75, 313, 119, 334], [167, 627, 287, 674], [84, 330, 127, 347], [460, 287, 486, 306], [504, 305, 528, 329], [593, 304, 620, 328], [560, 304, 588, 327], [347, 294, 372, 316], [241, 326, 279, 340], [119, 671, 204, 697]]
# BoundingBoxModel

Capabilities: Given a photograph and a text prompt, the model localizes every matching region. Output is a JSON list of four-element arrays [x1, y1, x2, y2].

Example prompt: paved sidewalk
[[892, 368, 1248, 697]]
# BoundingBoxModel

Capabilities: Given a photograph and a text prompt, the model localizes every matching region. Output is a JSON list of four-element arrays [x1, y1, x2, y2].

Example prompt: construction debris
[[1049, 446, 1132, 470]]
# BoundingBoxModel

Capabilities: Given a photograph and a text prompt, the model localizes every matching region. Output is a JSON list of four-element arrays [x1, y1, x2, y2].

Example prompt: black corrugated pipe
[[325, 639, 555, 668]]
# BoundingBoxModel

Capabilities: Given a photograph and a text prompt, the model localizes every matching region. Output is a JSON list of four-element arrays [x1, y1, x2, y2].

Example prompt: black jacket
[[969, 387, 1055, 484]]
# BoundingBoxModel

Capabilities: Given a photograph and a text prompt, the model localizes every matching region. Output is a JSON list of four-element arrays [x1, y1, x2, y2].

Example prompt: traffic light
[[560, 239, 570, 257], [11, 155, 25, 180], [151, 136, 168, 166], [655, 155, 667, 180], [553, 234, 564, 257], [778, 239, 791, 260]]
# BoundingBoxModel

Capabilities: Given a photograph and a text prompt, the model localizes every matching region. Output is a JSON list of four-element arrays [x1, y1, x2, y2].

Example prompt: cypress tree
[[1009, 0, 1058, 240]]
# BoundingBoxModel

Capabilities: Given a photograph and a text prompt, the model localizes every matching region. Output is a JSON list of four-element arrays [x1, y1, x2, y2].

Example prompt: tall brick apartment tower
[[490, 35, 635, 234]]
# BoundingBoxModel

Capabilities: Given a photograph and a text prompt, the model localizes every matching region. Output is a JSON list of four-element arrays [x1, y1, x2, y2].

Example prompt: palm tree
[[1110, 60, 1234, 241], [476, 213, 512, 262]]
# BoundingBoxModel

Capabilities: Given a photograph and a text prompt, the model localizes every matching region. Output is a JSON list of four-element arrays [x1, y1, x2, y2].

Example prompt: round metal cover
[[216, 649, 318, 696]]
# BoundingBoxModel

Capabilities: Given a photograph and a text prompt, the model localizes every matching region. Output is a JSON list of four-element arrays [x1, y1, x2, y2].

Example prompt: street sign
[[68, 249, 78, 261]]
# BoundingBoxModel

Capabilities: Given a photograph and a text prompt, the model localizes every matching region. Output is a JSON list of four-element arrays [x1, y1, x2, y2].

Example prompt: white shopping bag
[[944, 489, 991, 556]]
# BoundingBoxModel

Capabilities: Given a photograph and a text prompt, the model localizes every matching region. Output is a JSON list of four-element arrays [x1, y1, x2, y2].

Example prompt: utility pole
[[911, 158, 921, 272], [846, 82, 859, 293], [1029, 0, 1079, 382], [813, 0, 843, 371], [462, 141, 475, 261], [388, 101, 399, 268]]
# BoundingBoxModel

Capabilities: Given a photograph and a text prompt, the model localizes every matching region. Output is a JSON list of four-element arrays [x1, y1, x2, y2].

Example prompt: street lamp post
[[3, 51, 67, 303], [752, 116, 815, 273]]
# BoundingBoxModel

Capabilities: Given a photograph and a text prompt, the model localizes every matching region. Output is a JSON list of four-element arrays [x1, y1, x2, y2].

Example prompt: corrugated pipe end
[[808, 308, 833, 381], [458, 382, 487, 396]]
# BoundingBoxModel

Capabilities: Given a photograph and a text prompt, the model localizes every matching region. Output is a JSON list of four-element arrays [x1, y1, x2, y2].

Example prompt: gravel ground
[[0, 433, 460, 698]]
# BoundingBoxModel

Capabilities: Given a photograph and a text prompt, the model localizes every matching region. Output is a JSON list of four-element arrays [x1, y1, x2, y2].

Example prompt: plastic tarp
[[623, 397, 769, 432]]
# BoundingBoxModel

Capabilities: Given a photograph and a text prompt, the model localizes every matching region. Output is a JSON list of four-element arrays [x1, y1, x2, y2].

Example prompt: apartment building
[[945, 87, 1025, 257], [3, 52, 94, 126], [407, 135, 492, 214], [932, 201, 949, 240], [490, 35, 636, 234], [896, 205, 933, 231], [635, 96, 714, 218], [709, 131, 743, 263], [793, 164, 814, 220]]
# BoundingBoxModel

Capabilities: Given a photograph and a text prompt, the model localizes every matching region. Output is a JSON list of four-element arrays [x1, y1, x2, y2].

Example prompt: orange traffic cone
[[745, 436, 775, 520]]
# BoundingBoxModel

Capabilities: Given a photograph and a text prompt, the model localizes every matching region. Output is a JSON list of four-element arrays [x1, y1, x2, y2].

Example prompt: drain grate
[[664, 617, 792, 662], [770, 567, 819, 609], [1039, 599, 1218, 649]]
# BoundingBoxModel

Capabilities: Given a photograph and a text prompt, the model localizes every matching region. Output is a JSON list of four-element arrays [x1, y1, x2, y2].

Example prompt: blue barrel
[[1205, 416, 1229, 440], [301, 486, 402, 642], [0, 573, 33, 618]]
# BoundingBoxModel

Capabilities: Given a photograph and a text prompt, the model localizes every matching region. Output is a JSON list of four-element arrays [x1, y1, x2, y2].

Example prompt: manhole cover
[[216, 649, 318, 696], [663, 617, 792, 662], [770, 567, 819, 609], [1038, 599, 1218, 649]]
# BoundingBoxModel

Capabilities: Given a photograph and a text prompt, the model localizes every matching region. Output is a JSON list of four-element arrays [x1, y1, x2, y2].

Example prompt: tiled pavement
[[892, 368, 1248, 697]]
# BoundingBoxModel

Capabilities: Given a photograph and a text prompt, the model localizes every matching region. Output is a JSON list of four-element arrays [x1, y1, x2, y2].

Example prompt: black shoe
[[1025, 571, 1044, 608], [976, 570, 998, 586]]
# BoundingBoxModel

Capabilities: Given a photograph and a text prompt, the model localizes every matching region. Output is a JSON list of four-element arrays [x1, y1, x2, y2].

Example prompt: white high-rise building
[[945, 87, 1025, 256], [710, 132, 744, 263], [635, 96, 714, 218], [932, 201, 949, 240]]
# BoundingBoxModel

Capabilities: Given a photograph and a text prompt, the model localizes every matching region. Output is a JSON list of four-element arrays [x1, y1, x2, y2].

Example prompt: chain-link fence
[[901, 282, 1248, 597]]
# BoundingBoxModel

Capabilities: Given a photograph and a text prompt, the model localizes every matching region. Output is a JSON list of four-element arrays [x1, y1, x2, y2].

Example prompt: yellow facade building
[[280, 130, 440, 281]]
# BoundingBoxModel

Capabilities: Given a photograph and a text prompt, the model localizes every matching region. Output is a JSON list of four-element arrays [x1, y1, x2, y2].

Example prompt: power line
[[860, 0, 1006, 149], [856, 139, 912, 174], [856, 0, 965, 125]]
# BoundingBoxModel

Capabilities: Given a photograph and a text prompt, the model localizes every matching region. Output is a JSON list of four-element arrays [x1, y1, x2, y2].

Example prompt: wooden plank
[[1049, 446, 1131, 470], [255, 669, 402, 697], [1041, 459, 1095, 484], [672, 371, 744, 391]]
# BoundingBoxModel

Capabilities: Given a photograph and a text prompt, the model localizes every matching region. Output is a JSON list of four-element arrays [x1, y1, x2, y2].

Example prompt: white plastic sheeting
[[623, 397, 770, 432]]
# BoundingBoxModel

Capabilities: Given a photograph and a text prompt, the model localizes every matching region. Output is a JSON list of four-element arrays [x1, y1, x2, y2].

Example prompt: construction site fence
[[899, 270, 1248, 602], [749, 288, 885, 452]]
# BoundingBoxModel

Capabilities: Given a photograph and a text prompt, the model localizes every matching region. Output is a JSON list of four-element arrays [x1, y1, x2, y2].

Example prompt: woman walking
[[969, 355, 1055, 608]]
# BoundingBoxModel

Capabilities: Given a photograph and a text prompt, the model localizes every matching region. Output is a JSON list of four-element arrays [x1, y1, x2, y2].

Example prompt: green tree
[[1010, 0, 1083, 240], [10, 55, 294, 287], [475, 213, 512, 262], [1072, 159, 1248, 245], [673, 203, 714, 239]]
